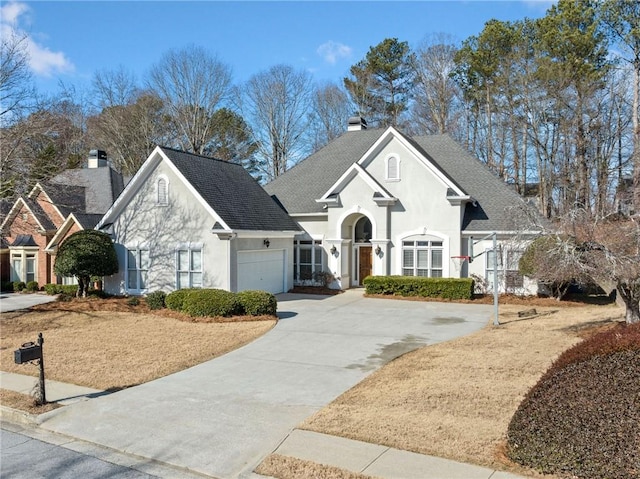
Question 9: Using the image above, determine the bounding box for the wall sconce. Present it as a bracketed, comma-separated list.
[330, 245, 337, 256]
[263, 239, 270, 248]
[375, 245, 382, 256]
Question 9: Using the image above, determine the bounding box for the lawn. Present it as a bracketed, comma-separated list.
[258, 298, 624, 478]
[0, 296, 275, 392]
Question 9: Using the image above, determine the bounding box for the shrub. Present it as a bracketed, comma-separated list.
[146, 291, 166, 310]
[13, 281, 26, 292]
[165, 289, 196, 311]
[1, 281, 14, 292]
[363, 276, 474, 300]
[182, 289, 240, 318]
[57, 293, 73, 302]
[236, 290, 277, 316]
[507, 322, 640, 479]
[44, 284, 84, 295]
[126, 296, 140, 306]
[25, 281, 40, 292]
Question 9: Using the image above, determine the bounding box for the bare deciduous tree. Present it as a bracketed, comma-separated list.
[239, 64, 313, 181]
[411, 33, 462, 136]
[0, 32, 33, 122]
[147, 45, 232, 154]
[309, 81, 353, 152]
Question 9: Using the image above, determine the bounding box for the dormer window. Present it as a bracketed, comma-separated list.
[157, 176, 168, 205]
[386, 155, 400, 181]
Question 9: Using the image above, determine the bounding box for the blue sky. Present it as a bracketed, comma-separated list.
[2, 1, 555, 97]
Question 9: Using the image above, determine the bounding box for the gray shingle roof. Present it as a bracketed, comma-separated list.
[73, 213, 104, 229]
[264, 129, 383, 214]
[40, 183, 86, 218]
[49, 166, 125, 214]
[11, 234, 38, 247]
[160, 147, 300, 232]
[265, 130, 537, 232]
[24, 197, 56, 230]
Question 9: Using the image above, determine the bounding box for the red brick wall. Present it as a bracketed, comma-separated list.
[4, 203, 54, 287]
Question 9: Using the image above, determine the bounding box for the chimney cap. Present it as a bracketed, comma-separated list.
[348, 116, 367, 131]
[89, 149, 107, 160]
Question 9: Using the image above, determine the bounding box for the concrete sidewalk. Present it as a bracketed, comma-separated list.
[0, 371, 104, 406]
[273, 429, 525, 479]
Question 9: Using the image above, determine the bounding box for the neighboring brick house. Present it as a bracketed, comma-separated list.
[0, 151, 125, 288]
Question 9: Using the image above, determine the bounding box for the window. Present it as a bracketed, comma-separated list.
[354, 217, 372, 243]
[486, 247, 523, 291]
[386, 155, 400, 181]
[176, 246, 202, 289]
[11, 254, 22, 282]
[10, 251, 37, 283]
[127, 247, 149, 292]
[294, 239, 323, 282]
[402, 240, 443, 277]
[157, 176, 168, 205]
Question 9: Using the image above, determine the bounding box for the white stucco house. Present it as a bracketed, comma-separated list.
[97, 146, 301, 296]
[97, 119, 540, 296]
[264, 118, 541, 293]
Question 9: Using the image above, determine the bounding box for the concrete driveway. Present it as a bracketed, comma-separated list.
[40, 290, 492, 478]
[0, 293, 57, 313]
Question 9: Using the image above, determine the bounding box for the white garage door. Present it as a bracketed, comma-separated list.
[237, 249, 285, 294]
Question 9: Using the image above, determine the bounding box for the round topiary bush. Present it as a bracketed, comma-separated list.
[165, 289, 196, 311]
[182, 289, 240, 318]
[13, 281, 26, 292]
[145, 291, 166, 310]
[236, 290, 277, 316]
[26, 281, 40, 292]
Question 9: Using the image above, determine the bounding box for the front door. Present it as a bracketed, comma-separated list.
[358, 246, 372, 285]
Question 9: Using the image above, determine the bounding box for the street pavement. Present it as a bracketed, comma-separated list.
[37, 290, 493, 478]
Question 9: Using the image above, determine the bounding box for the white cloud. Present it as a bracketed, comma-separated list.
[317, 41, 352, 65]
[1, 1, 74, 77]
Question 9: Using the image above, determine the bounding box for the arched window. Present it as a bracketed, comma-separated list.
[157, 177, 168, 205]
[386, 155, 400, 181]
[354, 217, 372, 243]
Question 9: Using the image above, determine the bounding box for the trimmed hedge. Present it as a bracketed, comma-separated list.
[236, 290, 277, 316]
[182, 289, 240, 318]
[26, 281, 40, 292]
[13, 281, 26, 292]
[363, 276, 474, 300]
[145, 291, 166, 310]
[166, 288, 278, 317]
[44, 284, 82, 295]
[507, 322, 640, 479]
[165, 288, 197, 311]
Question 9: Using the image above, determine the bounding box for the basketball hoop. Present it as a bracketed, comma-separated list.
[451, 255, 470, 272]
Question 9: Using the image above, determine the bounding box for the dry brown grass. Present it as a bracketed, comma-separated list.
[299, 302, 624, 475]
[0, 388, 61, 414]
[1, 309, 275, 390]
[256, 454, 380, 479]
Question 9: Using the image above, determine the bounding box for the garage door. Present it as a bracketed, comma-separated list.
[237, 249, 285, 294]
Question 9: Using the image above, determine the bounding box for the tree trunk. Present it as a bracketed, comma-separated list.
[617, 283, 640, 324]
[76, 276, 84, 298]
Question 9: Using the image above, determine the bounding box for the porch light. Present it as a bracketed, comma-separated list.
[375, 245, 382, 256]
[263, 239, 270, 248]
[330, 245, 337, 256]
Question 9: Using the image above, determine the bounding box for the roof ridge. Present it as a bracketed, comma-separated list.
[159, 146, 244, 169]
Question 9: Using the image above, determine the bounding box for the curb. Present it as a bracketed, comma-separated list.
[0, 405, 38, 425]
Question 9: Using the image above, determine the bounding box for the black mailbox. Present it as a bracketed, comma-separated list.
[14, 342, 42, 364]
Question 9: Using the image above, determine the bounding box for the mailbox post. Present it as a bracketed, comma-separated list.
[14, 333, 46, 404]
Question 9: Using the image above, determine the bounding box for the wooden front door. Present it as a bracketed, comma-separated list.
[358, 246, 372, 285]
